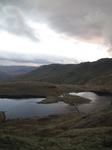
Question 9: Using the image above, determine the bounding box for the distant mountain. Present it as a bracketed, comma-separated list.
[0, 66, 37, 80]
[16, 58, 112, 86]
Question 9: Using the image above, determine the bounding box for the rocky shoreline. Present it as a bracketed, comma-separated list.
[90, 90, 112, 96]
[0, 111, 6, 123]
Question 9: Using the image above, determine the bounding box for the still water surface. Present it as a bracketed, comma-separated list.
[0, 98, 75, 119]
[0, 92, 112, 119]
[69, 92, 112, 113]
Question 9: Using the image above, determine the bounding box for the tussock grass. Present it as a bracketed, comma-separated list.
[0, 81, 103, 104]
[0, 81, 112, 149]
[0, 103, 112, 149]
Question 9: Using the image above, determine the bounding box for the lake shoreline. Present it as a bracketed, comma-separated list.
[90, 90, 112, 96]
[0, 111, 6, 123]
[0, 95, 46, 99]
[0, 89, 112, 99]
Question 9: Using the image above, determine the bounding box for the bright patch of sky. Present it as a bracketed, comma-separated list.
[0, 0, 111, 66]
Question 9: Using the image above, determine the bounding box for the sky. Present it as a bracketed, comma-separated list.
[0, 0, 112, 66]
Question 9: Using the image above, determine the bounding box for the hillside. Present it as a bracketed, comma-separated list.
[0, 58, 112, 150]
[16, 58, 112, 88]
[0, 66, 37, 80]
[0, 102, 112, 150]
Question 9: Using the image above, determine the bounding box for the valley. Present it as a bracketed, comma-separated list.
[0, 58, 112, 150]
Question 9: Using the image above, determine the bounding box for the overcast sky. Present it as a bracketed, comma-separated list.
[0, 0, 112, 66]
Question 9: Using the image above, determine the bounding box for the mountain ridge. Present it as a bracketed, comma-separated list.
[14, 58, 112, 87]
[0, 66, 37, 80]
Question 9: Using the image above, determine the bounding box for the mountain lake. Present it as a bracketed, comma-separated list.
[0, 92, 112, 119]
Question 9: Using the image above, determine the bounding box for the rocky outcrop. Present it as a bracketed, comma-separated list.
[0, 112, 6, 123]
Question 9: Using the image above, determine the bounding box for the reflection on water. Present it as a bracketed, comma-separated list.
[0, 98, 75, 119]
[0, 92, 112, 119]
[70, 92, 97, 101]
[69, 92, 112, 113]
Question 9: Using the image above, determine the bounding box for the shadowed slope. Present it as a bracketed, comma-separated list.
[16, 58, 112, 87]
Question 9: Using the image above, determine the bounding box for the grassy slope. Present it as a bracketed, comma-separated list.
[0, 58, 112, 149]
[15, 58, 112, 88]
[0, 81, 104, 104]
[0, 103, 112, 150]
[0, 82, 112, 149]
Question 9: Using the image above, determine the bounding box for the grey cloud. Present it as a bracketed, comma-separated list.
[27, 0, 112, 44]
[0, 51, 77, 66]
[1, 0, 112, 53]
[0, 0, 27, 9]
[0, 4, 40, 42]
[1, 0, 112, 44]
[0, 51, 49, 64]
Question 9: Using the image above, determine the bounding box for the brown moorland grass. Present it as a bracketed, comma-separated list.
[0, 81, 105, 104]
[0, 103, 112, 150]
[0, 81, 112, 149]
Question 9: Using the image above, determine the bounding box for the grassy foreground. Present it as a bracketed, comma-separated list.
[0, 81, 112, 149]
[0, 103, 112, 150]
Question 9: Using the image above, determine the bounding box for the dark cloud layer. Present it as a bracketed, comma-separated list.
[0, 0, 112, 66]
[1, 0, 112, 44]
[0, 51, 77, 66]
[26, 0, 112, 44]
[0, 3, 40, 42]
[0, 51, 50, 65]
